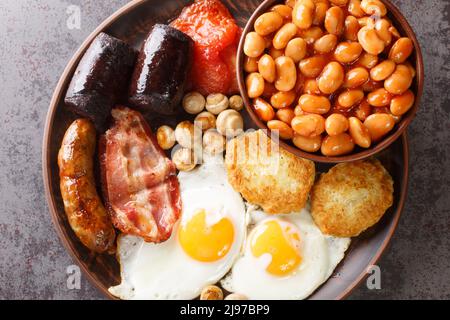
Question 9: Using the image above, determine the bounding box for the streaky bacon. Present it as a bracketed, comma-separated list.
[100, 107, 181, 243]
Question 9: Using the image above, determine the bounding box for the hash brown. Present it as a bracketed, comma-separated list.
[225, 130, 315, 214]
[311, 159, 394, 237]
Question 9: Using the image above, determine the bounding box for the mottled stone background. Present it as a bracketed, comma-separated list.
[0, 0, 448, 300]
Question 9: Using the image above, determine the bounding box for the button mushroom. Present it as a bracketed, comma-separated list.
[172, 146, 198, 172]
[175, 121, 201, 149]
[194, 111, 216, 131]
[206, 93, 229, 115]
[200, 285, 223, 300]
[229, 95, 244, 111]
[156, 125, 175, 150]
[203, 129, 226, 155]
[216, 109, 244, 137]
[182, 91, 206, 115]
[225, 293, 249, 300]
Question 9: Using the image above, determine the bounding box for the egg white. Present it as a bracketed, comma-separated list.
[221, 206, 351, 300]
[109, 156, 246, 300]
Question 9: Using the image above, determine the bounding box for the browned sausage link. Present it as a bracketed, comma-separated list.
[58, 119, 115, 253]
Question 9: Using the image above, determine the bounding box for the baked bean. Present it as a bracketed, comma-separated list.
[317, 61, 344, 94]
[258, 54, 276, 83]
[337, 89, 364, 108]
[389, 26, 401, 39]
[360, 0, 387, 17]
[298, 94, 331, 114]
[358, 27, 385, 55]
[264, 35, 274, 48]
[330, 0, 349, 5]
[303, 78, 321, 94]
[362, 79, 383, 92]
[291, 114, 326, 137]
[321, 133, 355, 156]
[254, 12, 284, 36]
[364, 113, 395, 141]
[348, 117, 371, 148]
[277, 108, 296, 123]
[353, 99, 372, 121]
[293, 73, 306, 94]
[285, 37, 308, 62]
[273, 23, 298, 49]
[390, 90, 415, 116]
[370, 60, 396, 81]
[244, 32, 265, 58]
[275, 56, 297, 92]
[285, 0, 296, 8]
[271, 4, 293, 20]
[343, 67, 369, 88]
[244, 56, 258, 73]
[324, 6, 344, 35]
[269, 49, 284, 62]
[334, 42, 363, 63]
[367, 88, 392, 107]
[292, 134, 322, 152]
[293, 0, 315, 29]
[267, 120, 294, 139]
[246, 72, 265, 98]
[344, 16, 360, 41]
[389, 38, 414, 64]
[357, 52, 378, 68]
[294, 104, 305, 116]
[313, 1, 329, 26]
[384, 64, 413, 94]
[348, 0, 365, 18]
[253, 98, 275, 121]
[299, 26, 323, 44]
[271, 91, 296, 109]
[262, 81, 278, 99]
[314, 34, 338, 54]
[390, 113, 402, 123]
[299, 55, 327, 78]
[358, 16, 375, 28]
[375, 19, 392, 46]
[325, 113, 349, 136]
[404, 61, 416, 78]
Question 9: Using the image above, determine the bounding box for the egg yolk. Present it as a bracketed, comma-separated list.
[178, 209, 234, 262]
[250, 220, 302, 276]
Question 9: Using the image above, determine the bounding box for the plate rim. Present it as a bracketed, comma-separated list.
[42, 0, 410, 300]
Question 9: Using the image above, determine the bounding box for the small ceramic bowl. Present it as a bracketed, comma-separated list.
[237, 0, 423, 163]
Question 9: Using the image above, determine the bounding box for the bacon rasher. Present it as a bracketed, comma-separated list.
[100, 107, 181, 242]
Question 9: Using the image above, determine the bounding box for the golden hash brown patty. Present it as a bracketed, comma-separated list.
[225, 130, 315, 214]
[311, 159, 394, 237]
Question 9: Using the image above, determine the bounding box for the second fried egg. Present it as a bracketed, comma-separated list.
[221, 206, 351, 300]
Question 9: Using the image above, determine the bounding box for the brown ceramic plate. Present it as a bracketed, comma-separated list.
[43, 0, 409, 300]
[237, 0, 423, 163]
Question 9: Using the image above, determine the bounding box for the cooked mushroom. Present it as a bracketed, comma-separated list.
[175, 121, 200, 149]
[206, 93, 229, 115]
[225, 293, 248, 300]
[156, 125, 175, 150]
[182, 91, 206, 115]
[203, 130, 226, 155]
[216, 109, 244, 137]
[200, 285, 223, 300]
[172, 146, 197, 172]
[229, 95, 244, 111]
[194, 111, 216, 131]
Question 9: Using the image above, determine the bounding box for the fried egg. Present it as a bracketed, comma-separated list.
[221, 206, 351, 300]
[109, 155, 246, 300]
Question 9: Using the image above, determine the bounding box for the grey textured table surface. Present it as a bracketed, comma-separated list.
[0, 0, 449, 300]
